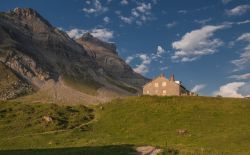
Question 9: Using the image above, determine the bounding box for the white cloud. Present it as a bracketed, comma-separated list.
[152, 0, 158, 4]
[160, 66, 168, 71]
[222, 0, 232, 4]
[125, 56, 134, 64]
[226, 5, 250, 16]
[103, 16, 110, 23]
[172, 25, 227, 62]
[119, 2, 153, 25]
[133, 54, 151, 74]
[151, 45, 166, 60]
[66, 28, 87, 39]
[178, 10, 187, 14]
[121, 0, 128, 5]
[66, 28, 113, 41]
[86, 1, 91, 5]
[136, 3, 151, 13]
[213, 82, 246, 98]
[194, 18, 212, 25]
[166, 21, 177, 28]
[231, 33, 250, 70]
[131, 9, 139, 17]
[156, 45, 165, 57]
[191, 84, 206, 93]
[119, 16, 133, 24]
[236, 20, 250, 25]
[237, 32, 250, 41]
[229, 73, 250, 80]
[90, 29, 114, 42]
[82, 0, 108, 14]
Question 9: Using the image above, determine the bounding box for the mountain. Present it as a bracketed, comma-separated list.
[0, 8, 149, 104]
[76, 33, 147, 88]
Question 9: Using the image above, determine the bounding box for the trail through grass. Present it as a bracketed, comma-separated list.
[1, 96, 250, 154]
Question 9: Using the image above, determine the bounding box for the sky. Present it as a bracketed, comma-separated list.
[1, 0, 250, 97]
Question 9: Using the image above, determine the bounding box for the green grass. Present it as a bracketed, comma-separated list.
[0, 96, 250, 154]
[0, 145, 135, 155]
[0, 101, 94, 137]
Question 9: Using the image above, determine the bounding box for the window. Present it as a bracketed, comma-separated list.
[162, 82, 166, 87]
[163, 90, 166, 94]
[155, 82, 159, 87]
[147, 90, 149, 94]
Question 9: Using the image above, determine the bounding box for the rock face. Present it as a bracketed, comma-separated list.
[76, 33, 148, 89]
[0, 62, 31, 100]
[0, 8, 149, 103]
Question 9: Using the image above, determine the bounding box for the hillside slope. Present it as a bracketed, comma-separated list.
[0, 96, 250, 154]
[0, 8, 148, 103]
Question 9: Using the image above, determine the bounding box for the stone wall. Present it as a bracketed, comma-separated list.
[143, 76, 181, 96]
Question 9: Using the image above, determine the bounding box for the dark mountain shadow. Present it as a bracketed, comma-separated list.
[0, 144, 136, 155]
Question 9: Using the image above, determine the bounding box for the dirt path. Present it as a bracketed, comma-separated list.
[5, 118, 96, 140]
[136, 146, 162, 155]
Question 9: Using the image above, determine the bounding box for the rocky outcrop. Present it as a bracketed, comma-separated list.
[76, 33, 149, 89]
[0, 62, 32, 100]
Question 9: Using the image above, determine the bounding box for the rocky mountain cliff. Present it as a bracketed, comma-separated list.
[0, 8, 149, 104]
[76, 33, 147, 88]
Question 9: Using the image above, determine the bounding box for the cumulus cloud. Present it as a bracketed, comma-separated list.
[226, 5, 250, 16]
[172, 25, 227, 62]
[126, 45, 166, 74]
[191, 84, 206, 93]
[89, 29, 114, 41]
[119, 16, 133, 24]
[236, 20, 250, 25]
[133, 54, 151, 74]
[166, 21, 177, 28]
[156, 45, 165, 57]
[194, 18, 212, 25]
[151, 45, 166, 60]
[121, 0, 129, 5]
[136, 3, 151, 13]
[229, 73, 250, 80]
[66, 28, 113, 41]
[178, 10, 187, 14]
[125, 56, 134, 64]
[213, 82, 246, 98]
[222, 0, 232, 4]
[82, 0, 108, 15]
[66, 28, 87, 39]
[119, 2, 153, 25]
[160, 66, 168, 71]
[103, 16, 110, 23]
[231, 33, 250, 70]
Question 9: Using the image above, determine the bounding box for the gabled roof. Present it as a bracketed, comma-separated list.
[143, 74, 167, 87]
[143, 74, 188, 90]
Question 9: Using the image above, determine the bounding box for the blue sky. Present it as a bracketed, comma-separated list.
[1, 0, 250, 97]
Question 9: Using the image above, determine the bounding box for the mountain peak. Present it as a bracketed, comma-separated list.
[77, 33, 117, 55]
[9, 8, 52, 28]
[12, 8, 40, 18]
[82, 32, 94, 39]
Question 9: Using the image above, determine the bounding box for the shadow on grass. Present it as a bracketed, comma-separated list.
[0, 144, 136, 155]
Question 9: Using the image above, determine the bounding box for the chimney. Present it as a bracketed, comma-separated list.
[169, 74, 175, 81]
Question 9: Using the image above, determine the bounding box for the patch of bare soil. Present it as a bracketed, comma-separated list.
[135, 146, 162, 155]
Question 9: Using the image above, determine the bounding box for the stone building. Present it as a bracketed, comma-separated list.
[143, 74, 194, 96]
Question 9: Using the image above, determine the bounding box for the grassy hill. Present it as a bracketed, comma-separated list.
[0, 96, 250, 154]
